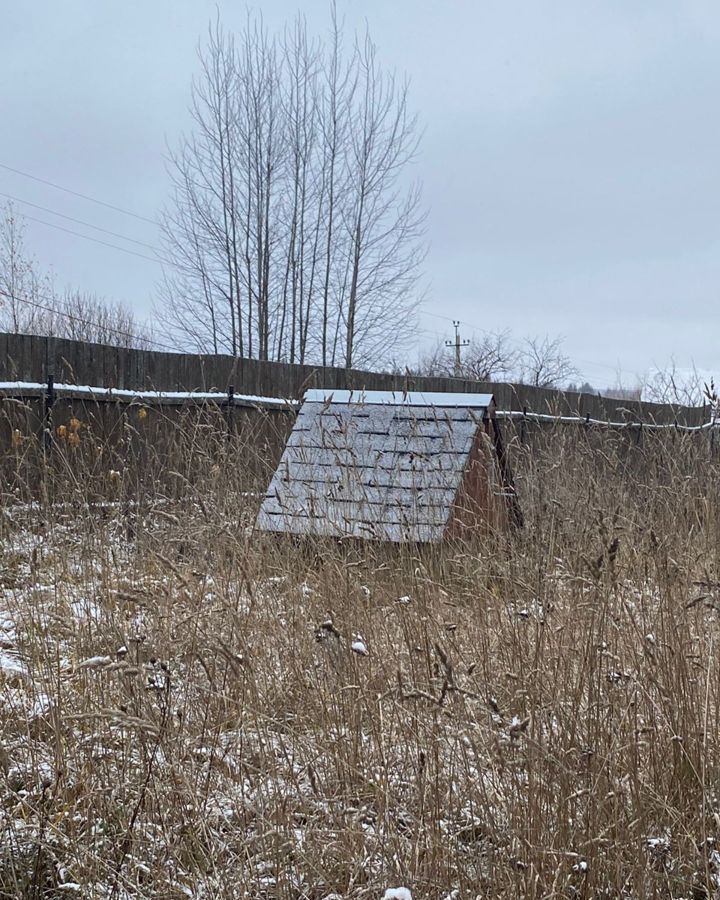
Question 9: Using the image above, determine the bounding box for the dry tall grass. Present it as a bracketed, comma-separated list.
[1, 405, 719, 898]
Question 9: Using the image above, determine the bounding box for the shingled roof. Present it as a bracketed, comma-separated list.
[255, 389, 498, 543]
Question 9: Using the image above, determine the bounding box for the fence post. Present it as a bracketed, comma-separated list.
[226, 384, 235, 439]
[520, 406, 527, 445]
[43, 374, 55, 452]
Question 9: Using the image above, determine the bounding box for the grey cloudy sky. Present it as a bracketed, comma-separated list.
[3, 0, 719, 386]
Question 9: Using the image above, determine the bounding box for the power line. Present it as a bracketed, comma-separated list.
[0, 166, 629, 380]
[0, 287, 177, 353]
[20, 213, 172, 267]
[0, 162, 157, 225]
[1, 192, 163, 253]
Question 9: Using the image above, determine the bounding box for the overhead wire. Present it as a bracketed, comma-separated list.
[0, 171, 193, 276]
[0, 162, 641, 382]
[0, 161, 157, 224]
[20, 214, 173, 266]
[0, 192, 163, 253]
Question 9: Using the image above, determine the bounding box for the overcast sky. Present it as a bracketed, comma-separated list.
[3, 1, 719, 386]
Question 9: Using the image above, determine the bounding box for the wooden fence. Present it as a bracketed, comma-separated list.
[0, 331, 711, 426]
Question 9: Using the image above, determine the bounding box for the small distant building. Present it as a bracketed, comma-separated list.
[256, 389, 519, 543]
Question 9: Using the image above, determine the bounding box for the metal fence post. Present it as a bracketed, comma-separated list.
[43, 374, 55, 452]
[226, 384, 235, 439]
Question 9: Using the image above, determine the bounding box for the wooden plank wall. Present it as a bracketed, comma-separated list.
[0, 331, 711, 426]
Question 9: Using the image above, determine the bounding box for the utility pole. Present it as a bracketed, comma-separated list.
[445, 320, 469, 377]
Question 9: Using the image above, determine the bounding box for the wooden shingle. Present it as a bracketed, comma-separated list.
[256, 390, 505, 543]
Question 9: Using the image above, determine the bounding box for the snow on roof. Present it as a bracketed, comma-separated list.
[257, 390, 492, 543]
[303, 389, 494, 408]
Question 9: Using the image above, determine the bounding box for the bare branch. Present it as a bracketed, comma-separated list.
[159, 10, 426, 367]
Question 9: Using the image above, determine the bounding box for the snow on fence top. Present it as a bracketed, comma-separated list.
[0, 381, 713, 429]
[256, 389, 502, 543]
[0, 381, 295, 409]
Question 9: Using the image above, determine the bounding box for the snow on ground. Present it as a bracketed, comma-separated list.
[0, 504, 523, 896]
[1, 498, 717, 897]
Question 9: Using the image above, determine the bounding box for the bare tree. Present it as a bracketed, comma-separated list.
[159, 9, 425, 368]
[464, 331, 518, 381]
[339, 33, 425, 368]
[159, 21, 242, 357]
[0, 203, 152, 348]
[0, 201, 50, 334]
[517, 335, 578, 388]
[641, 360, 709, 406]
[40, 289, 154, 349]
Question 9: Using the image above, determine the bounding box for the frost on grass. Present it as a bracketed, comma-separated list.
[2, 438, 720, 900]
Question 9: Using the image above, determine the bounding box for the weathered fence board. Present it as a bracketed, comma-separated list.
[0, 331, 711, 426]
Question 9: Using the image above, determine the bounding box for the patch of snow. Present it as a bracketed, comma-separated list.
[647, 834, 671, 852]
[514, 599, 545, 622]
[0, 649, 28, 678]
[76, 655, 113, 670]
[382, 889, 413, 900]
[0, 613, 17, 645]
[351, 637, 369, 657]
[70, 596, 103, 623]
[29, 692, 52, 720]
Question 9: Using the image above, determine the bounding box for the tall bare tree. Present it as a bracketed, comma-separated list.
[159, 9, 425, 368]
